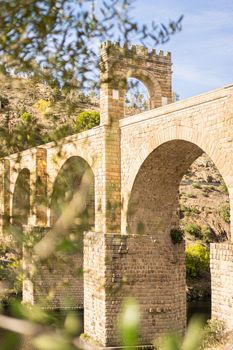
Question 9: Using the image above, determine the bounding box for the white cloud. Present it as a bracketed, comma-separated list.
[186, 9, 233, 32]
[173, 63, 229, 93]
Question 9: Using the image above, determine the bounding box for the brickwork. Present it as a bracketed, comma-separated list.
[12, 168, 30, 226]
[23, 227, 85, 309]
[3, 159, 10, 232]
[84, 232, 185, 347]
[0, 42, 233, 348]
[36, 148, 47, 226]
[100, 41, 172, 125]
[210, 243, 233, 329]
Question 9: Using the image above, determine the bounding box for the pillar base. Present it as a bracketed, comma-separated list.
[75, 337, 154, 350]
[210, 243, 233, 330]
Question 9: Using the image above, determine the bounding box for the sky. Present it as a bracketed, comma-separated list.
[130, 0, 233, 99]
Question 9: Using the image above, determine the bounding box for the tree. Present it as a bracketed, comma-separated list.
[0, 0, 183, 89]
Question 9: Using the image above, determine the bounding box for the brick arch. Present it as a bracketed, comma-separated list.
[122, 125, 232, 236]
[124, 134, 231, 340]
[12, 168, 30, 227]
[126, 69, 162, 109]
[53, 148, 97, 180]
[49, 155, 95, 227]
[125, 125, 230, 195]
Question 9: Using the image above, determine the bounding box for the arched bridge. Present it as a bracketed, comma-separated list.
[0, 42, 233, 348]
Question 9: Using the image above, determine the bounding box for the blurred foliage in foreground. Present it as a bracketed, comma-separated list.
[0, 298, 227, 350]
[0, 0, 183, 90]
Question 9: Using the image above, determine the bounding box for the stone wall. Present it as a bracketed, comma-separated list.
[84, 232, 186, 347]
[211, 243, 233, 330]
[23, 227, 84, 310]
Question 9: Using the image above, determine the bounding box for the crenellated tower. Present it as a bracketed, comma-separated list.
[100, 41, 172, 125]
[99, 41, 172, 233]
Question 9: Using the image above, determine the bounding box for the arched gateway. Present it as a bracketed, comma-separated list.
[0, 41, 233, 348]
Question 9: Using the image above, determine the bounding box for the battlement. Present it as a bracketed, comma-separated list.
[100, 40, 171, 61]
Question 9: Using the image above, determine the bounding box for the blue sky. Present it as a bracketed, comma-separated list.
[130, 0, 233, 99]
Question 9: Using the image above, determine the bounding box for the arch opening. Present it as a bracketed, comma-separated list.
[126, 139, 230, 341]
[179, 153, 230, 322]
[50, 156, 95, 229]
[124, 78, 150, 117]
[12, 168, 30, 227]
[46, 156, 95, 313]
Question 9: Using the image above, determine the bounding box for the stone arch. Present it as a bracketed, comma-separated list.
[50, 155, 95, 228]
[100, 41, 172, 125]
[124, 138, 231, 341]
[126, 69, 162, 109]
[34, 155, 96, 310]
[123, 125, 231, 209]
[122, 124, 233, 236]
[12, 168, 30, 227]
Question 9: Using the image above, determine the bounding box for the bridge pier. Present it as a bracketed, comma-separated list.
[83, 231, 186, 348]
[210, 243, 233, 330]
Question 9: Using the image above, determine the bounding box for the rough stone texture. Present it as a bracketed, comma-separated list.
[23, 227, 84, 309]
[210, 243, 233, 330]
[84, 232, 185, 347]
[0, 42, 233, 347]
[36, 148, 47, 226]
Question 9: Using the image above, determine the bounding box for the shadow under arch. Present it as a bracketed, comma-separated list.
[50, 155, 95, 229]
[12, 168, 30, 227]
[125, 139, 230, 342]
[124, 125, 231, 201]
[41, 156, 95, 310]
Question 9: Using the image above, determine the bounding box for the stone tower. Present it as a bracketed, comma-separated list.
[100, 41, 172, 125]
[98, 41, 173, 234]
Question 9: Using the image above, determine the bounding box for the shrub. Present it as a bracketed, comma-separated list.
[170, 228, 184, 244]
[184, 223, 201, 238]
[219, 182, 228, 194]
[190, 206, 200, 215]
[200, 319, 225, 349]
[180, 204, 191, 217]
[206, 175, 213, 183]
[192, 182, 202, 189]
[180, 205, 200, 217]
[33, 98, 52, 117]
[0, 94, 9, 108]
[219, 203, 230, 223]
[48, 124, 73, 141]
[186, 192, 196, 198]
[207, 185, 216, 191]
[201, 225, 212, 243]
[186, 243, 210, 278]
[20, 111, 32, 124]
[74, 111, 100, 132]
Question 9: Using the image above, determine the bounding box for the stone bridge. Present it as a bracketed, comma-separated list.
[1, 42, 233, 348]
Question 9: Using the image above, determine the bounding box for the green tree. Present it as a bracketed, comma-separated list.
[186, 244, 210, 278]
[74, 111, 100, 132]
[0, 1, 183, 89]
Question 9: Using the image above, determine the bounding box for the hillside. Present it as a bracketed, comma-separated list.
[180, 153, 230, 242]
[0, 74, 99, 156]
